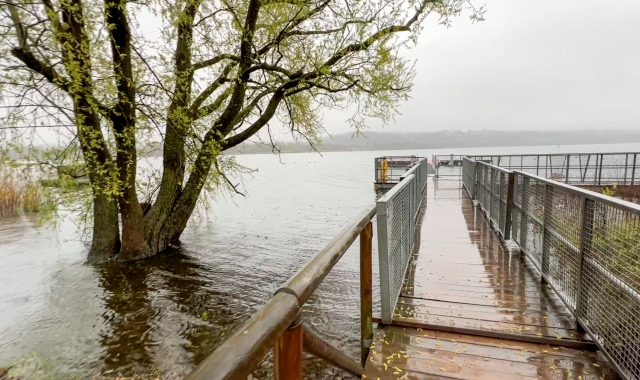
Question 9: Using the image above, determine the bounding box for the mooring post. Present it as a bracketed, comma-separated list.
[360, 221, 373, 366]
[274, 315, 303, 380]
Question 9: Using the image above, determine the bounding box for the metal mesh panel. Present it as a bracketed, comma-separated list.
[462, 158, 476, 198]
[521, 177, 545, 270]
[499, 171, 508, 234]
[511, 174, 524, 245]
[490, 167, 500, 228]
[579, 202, 640, 379]
[377, 168, 427, 324]
[478, 166, 486, 209]
[542, 187, 583, 308]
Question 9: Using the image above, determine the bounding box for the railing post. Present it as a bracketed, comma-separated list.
[498, 171, 504, 234]
[541, 185, 553, 283]
[565, 155, 570, 183]
[597, 154, 603, 185]
[376, 199, 392, 324]
[504, 172, 515, 240]
[575, 197, 594, 324]
[624, 154, 629, 185]
[274, 315, 303, 380]
[520, 177, 529, 248]
[488, 168, 494, 221]
[633, 153, 638, 185]
[360, 222, 373, 366]
[472, 161, 477, 199]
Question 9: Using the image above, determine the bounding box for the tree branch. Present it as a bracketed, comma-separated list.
[194, 86, 233, 120]
[105, 0, 135, 131]
[190, 63, 234, 114]
[214, 161, 245, 196]
[256, 0, 331, 56]
[191, 54, 239, 72]
[222, 91, 285, 149]
[322, 0, 432, 68]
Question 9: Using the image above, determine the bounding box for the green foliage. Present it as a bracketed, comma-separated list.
[601, 185, 617, 197]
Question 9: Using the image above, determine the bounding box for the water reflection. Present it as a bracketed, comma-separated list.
[93, 250, 252, 377]
[98, 261, 155, 375]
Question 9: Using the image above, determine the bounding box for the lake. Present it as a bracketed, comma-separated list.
[1, 143, 640, 379]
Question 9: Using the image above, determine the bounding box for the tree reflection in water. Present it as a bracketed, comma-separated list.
[96, 249, 244, 377]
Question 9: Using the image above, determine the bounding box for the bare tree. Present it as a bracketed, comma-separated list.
[0, 0, 483, 262]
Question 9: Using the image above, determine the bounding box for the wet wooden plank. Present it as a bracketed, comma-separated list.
[399, 293, 561, 311]
[363, 326, 619, 380]
[403, 273, 542, 286]
[395, 297, 574, 320]
[394, 297, 576, 329]
[376, 316, 592, 348]
[403, 280, 555, 294]
[386, 326, 597, 359]
[402, 286, 567, 304]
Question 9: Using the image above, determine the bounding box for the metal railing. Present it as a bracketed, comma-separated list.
[464, 159, 640, 380]
[473, 161, 514, 240]
[377, 160, 429, 324]
[462, 157, 477, 199]
[185, 205, 376, 380]
[374, 156, 422, 183]
[401, 158, 429, 217]
[468, 152, 640, 185]
[433, 154, 466, 177]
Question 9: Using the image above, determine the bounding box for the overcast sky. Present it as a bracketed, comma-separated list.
[320, 0, 640, 135]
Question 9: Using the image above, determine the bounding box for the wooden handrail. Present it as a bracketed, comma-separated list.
[184, 204, 377, 380]
[278, 204, 376, 305]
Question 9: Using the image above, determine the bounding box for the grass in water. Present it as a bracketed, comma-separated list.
[0, 168, 48, 218]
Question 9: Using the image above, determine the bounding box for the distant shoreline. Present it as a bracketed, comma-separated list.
[226, 130, 640, 155]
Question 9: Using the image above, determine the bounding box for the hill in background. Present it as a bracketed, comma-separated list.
[227, 129, 640, 154]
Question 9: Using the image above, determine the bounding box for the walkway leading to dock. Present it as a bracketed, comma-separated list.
[364, 178, 620, 379]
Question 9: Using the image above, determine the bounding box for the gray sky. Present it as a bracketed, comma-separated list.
[321, 0, 640, 135]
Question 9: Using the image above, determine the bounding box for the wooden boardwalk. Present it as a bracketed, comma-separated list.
[364, 178, 620, 380]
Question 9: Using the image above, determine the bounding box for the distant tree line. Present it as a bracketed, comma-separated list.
[227, 129, 640, 154]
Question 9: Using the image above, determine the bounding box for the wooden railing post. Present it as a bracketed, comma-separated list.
[360, 221, 373, 366]
[274, 315, 303, 380]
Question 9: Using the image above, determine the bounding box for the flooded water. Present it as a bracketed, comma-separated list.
[1, 143, 640, 379]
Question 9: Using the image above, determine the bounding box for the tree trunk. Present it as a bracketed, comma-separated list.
[87, 191, 121, 263]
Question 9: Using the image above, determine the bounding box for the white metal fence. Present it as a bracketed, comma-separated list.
[468, 152, 640, 185]
[377, 159, 429, 324]
[472, 161, 514, 240]
[462, 157, 477, 199]
[463, 157, 640, 380]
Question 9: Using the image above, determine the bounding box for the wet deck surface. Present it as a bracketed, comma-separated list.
[363, 178, 619, 379]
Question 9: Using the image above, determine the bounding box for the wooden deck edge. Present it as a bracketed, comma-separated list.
[372, 317, 597, 351]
